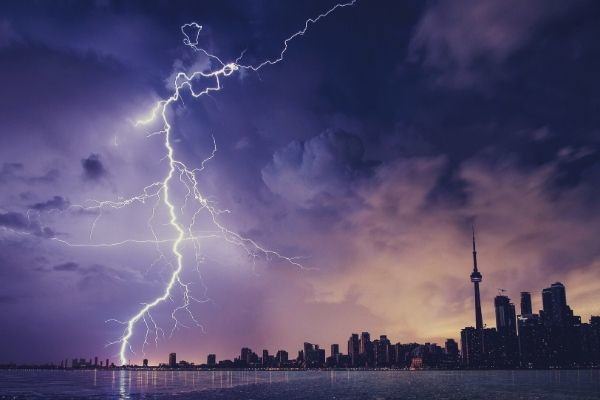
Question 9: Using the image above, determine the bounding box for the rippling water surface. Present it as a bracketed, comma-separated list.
[1, 369, 599, 399]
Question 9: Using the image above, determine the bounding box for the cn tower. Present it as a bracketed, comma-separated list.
[470, 226, 484, 330]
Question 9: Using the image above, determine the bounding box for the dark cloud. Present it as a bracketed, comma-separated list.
[261, 130, 377, 207]
[52, 262, 79, 272]
[408, 0, 571, 87]
[0, 211, 54, 238]
[81, 153, 107, 181]
[29, 195, 70, 211]
[0, 162, 58, 185]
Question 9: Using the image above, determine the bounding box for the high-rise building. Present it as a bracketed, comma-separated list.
[494, 295, 518, 367]
[207, 354, 216, 366]
[374, 335, 391, 366]
[495, 295, 517, 336]
[168, 353, 177, 368]
[106, 359, 109, 368]
[143, 359, 148, 367]
[445, 339, 459, 359]
[316, 346, 326, 366]
[347, 334, 359, 366]
[94, 357, 98, 367]
[303, 342, 315, 366]
[517, 313, 546, 368]
[541, 282, 573, 327]
[276, 350, 288, 365]
[460, 327, 483, 367]
[331, 344, 339, 357]
[262, 350, 269, 366]
[359, 332, 373, 366]
[240, 348, 252, 365]
[520, 292, 532, 316]
[470, 227, 484, 330]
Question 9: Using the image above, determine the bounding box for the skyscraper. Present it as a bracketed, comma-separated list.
[495, 295, 517, 336]
[168, 353, 177, 368]
[520, 292, 532, 316]
[541, 282, 573, 327]
[331, 344, 339, 357]
[359, 332, 373, 366]
[470, 227, 484, 330]
[347, 334, 359, 366]
[494, 294, 519, 367]
[207, 354, 216, 366]
[276, 350, 288, 365]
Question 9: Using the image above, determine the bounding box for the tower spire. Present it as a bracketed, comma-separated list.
[470, 225, 484, 330]
[472, 225, 478, 272]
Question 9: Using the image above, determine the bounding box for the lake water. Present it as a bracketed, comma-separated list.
[1, 369, 599, 399]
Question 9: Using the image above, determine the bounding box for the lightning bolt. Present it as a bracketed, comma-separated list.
[8, 0, 357, 366]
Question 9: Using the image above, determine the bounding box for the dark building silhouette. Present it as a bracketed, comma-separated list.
[374, 335, 392, 366]
[276, 350, 288, 365]
[494, 294, 518, 367]
[347, 334, 359, 366]
[262, 350, 269, 366]
[359, 332, 373, 366]
[142, 359, 148, 367]
[520, 292, 532, 316]
[541, 282, 574, 327]
[207, 354, 216, 366]
[331, 344, 339, 357]
[444, 338, 459, 366]
[461, 327, 483, 367]
[168, 353, 177, 368]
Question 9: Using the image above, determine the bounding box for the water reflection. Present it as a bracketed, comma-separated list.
[0, 369, 599, 399]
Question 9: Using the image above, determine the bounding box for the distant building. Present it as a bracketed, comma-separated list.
[168, 353, 177, 368]
[347, 334, 359, 366]
[331, 344, 339, 357]
[359, 332, 373, 366]
[494, 295, 518, 367]
[240, 348, 252, 366]
[143, 359, 148, 367]
[207, 354, 216, 366]
[461, 327, 483, 367]
[276, 350, 288, 365]
[444, 338, 459, 366]
[520, 292, 532, 316]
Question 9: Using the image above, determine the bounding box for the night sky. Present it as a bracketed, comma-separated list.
[1, 0, 599, 365]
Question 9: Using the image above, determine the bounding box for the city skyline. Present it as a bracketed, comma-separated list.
[1, 0, 600, 366]
[5, 233, 598, 369]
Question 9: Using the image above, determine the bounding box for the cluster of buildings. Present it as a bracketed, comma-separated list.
[460, 230, 600, 368]
[62, 357, 112, 369]
[190, 336, 460, 370]
[182, 229, 599, 370]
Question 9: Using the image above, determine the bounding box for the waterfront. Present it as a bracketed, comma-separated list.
[1, 370, 600, 399]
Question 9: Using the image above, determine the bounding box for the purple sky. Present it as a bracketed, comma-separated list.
[1, 0, 599, 365]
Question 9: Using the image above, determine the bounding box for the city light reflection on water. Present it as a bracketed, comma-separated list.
[0, 369, 599, 399]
